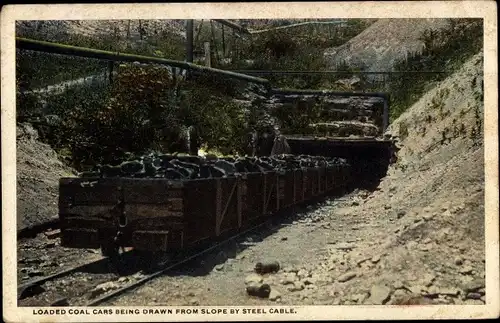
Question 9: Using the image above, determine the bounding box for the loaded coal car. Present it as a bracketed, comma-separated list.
[58, 90, 396, 259]
[59, 153, 351, 258]
[269, 89, 398, 189]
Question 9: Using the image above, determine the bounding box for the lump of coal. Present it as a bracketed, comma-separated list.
[246, 283, 271, 298]
[254, 261, 280, 274]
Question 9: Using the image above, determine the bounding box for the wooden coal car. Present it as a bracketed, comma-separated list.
[59, 165, 350, 256]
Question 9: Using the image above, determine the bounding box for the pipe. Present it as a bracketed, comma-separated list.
[212, 19, 251, 35]
[225, 70, 446, 75]
[16, 37, 270, 85]
[271, 88, 390, 99]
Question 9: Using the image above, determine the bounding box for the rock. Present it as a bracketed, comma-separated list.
[351, 293, 368, 303]
[44, 229, 61, 239]
[409, 285, 427, 295]
[462, 279, 485, 293]
[245, 274, 263, 285]
[44, 242, 56, 248]
[393, 281, 404, 290]
[384, 205, 392, 210]
[281, 237, 288, 241]
[302, 277, 317, 285]
[255, 261, 280, 274]
[467, 292, 482, 300]
[287, 282, 304, 292]
[454, 257, 464, 266]
[27, 269, 44, 277]
[419, 244, 430, 252]
[118, 277, 129, 283]
[268, 289, 281, 301]
[459, 266, 474, 275]
[422, 273, 436, 287]
[396, 211, 406, 219]
[366, 284, 392, 305]
[297, 269, 309, 279]
[351, 201, 359, 206]
[18, 283, 46, 300]
[465, 299, 484, 305]
[51, 298, 69, 306]
[333, 242, 356, 250]
[356, 257, 371, 266]
[392, 295, 435, 305]
[214, 264, 224, 271]
[422, 213, 434, 221]
[89, 281, 120, 298]
[371, 255, 381, 263]
[305, 284, 318, 291]
[337, 272, 356, 283]
[189, 298, 199, 305]
[393, 289, 409, 298]
[281, 273, 298, 285]
[246, 283, 271, 298]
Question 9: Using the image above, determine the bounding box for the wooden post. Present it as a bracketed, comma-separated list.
[186, 20, 194, 63]
[204, 41, 211, 67]
[210, 20, 220, 65]
[108, 60, 114, 86]
[221, 25, 226, 58]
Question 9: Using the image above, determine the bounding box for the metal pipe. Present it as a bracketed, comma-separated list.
[271, 88, 390, 99]
[16, 37, 270, 85]
[212, 19, 251, 35]
[226, 70, 446, 75]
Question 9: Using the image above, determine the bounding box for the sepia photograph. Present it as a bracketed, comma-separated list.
[2, 2, 498, 322]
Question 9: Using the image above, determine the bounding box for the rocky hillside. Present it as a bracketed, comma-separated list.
[17, 123, 76, 231]
[324, 18, 451, 72]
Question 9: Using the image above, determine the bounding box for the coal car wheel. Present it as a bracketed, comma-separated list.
[101, 242, 119, 258]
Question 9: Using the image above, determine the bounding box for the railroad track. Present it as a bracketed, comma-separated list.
[19, 195, 331, 307]
[86, 217, 277, 306]
[17, 250, 153, 306]
[19, 218, 274, 307]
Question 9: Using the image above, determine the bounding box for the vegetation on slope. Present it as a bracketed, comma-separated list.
[388, 19, 483, 121]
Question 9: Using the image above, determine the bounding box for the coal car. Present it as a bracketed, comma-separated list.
[58, 90, 396, 258]
[59, 155, 351, 257]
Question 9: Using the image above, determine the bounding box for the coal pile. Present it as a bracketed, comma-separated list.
[79, 153, 350, 180]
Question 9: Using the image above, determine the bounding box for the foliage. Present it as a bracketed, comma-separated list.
[16, 26, 185, 90]
[222, 20, 371, 89]
[388, 18, 483, 121]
